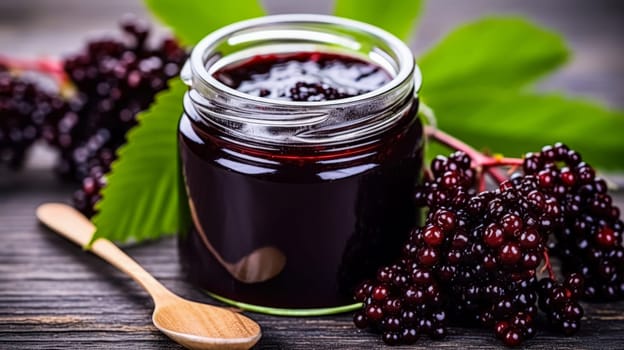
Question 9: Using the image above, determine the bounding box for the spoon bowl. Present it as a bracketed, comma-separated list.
[36, 203, 262, 350]
[153, 297, 260, 350]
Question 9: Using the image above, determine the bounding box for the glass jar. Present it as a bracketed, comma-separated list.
[178, 14, 424, 315]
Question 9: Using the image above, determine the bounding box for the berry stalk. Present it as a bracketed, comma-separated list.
[425, 126, 522, 185]
[0, 56, 68, 86]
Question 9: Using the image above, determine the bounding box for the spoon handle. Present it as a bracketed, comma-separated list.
[37, 203, 174, 302]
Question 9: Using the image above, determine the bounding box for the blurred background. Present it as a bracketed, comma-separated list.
[0, 0, 622, 172]
[1, 0, 622, 108]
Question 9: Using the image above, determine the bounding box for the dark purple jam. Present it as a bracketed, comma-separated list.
[179, 52, 423, 309]
[213, 52, 392, 101]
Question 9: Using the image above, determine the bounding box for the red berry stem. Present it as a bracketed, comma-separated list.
[478, 169, 487, 192]
[480, 157, 524, 167]
[484, 164, 509, 184]
[542, 250, 556, 280]
[0, 55, 68, 85]
[425, 126, 523, 186]
[425, 126, 485, 164]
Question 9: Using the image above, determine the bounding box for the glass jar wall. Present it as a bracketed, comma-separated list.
[178, 14, 424, 314]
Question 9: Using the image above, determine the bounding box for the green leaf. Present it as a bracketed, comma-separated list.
[144, 0, 266, 46]
[425, 90, 624, 170]
[418, 17, 569, 95]
[91, 79, 189, 243]
[333, 0, 424, 41]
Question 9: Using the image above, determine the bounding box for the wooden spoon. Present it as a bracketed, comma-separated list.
[36, 203, 261, 350]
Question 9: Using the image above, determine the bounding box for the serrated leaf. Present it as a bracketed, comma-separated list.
[418, 17, 569, 95]
[144, 0, 266, 46]
[91, 79, 188, 243]
[426, 90, 624, 170]
[333, 0, 423, 41]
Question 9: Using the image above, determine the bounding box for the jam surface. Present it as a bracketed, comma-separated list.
[180, 52, 422, 309]
[213, 52, 392, 102]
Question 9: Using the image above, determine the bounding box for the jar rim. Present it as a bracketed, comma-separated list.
[186, 14, 421, 107]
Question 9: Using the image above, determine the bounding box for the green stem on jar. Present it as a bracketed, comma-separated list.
[207, 291, 363, 316]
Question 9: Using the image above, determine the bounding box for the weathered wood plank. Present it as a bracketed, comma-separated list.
[1, 168, 623, 349]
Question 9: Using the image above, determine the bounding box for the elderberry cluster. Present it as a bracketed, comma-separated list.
[353, 144, 623, 347]
[0, 65, 73, 169]
[524, 143, 624, 300]
[0, 16, 186, 218]
[47, 16, 186, 216]
[537, 274, 584, 335]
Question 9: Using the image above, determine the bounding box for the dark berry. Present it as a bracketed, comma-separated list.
[365, 304, 384, 322]
[382, 331, 401, 345]
[353, 311, 368, 329]
[372, 285, 389, 302]
[434, 209, 456, 232]
[503, 329, 523, 347]
[500, 243, 521, 265]
[423, 225, 445, 247]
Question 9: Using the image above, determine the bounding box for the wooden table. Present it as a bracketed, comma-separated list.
[1, 0, 624, 349]
[2, 168, 624, 350]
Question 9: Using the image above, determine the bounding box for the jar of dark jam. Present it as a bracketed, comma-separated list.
[178, 14, 424, 315]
